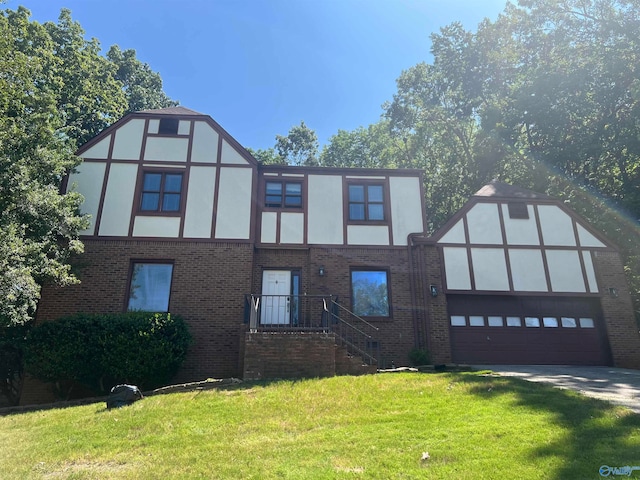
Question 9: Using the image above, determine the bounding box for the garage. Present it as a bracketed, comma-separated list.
[448, 295, 612, 365]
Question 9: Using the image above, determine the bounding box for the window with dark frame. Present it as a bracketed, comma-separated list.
[351, 269, 390, 317]
[127, 263, 173, 312]
[264, 181, 302, 208]
[507, 202, 529, 219]
[140, 172, 183, 213]
[158, 117, 179, 135]
[348, 184, 385, 221]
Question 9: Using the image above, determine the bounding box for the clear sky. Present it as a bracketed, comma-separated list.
[10, 0, 508, 150]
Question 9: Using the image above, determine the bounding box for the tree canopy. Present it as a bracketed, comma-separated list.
[311, 0, 640, 320]
[0, 6, 175, 326]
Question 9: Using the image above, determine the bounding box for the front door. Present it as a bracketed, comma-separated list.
[261, 270, 292, 325]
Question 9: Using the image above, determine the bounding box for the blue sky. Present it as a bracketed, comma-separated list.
[11, 0, 508, 150]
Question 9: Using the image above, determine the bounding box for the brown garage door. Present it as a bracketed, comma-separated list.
[448, 295, 612, 365]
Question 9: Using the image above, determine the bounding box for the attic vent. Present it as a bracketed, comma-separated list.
[158, 117, 179, 135]
[507, 202, 529, 219]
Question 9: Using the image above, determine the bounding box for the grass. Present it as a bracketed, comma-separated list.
[1, 372, 639, 479]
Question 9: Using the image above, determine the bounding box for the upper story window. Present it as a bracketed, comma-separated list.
[158, 117, 179, 135]
[265, 181, 302, 208]
[140, 172, 183, 213]
[507, 202, 529, 219]
[348, 184, 385, 221]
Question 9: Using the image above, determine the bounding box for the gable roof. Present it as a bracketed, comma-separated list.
[473, 180, 550, 200]
[137, 106, 205, 115]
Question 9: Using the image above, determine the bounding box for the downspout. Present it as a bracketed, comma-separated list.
[407, 232, 430, 353]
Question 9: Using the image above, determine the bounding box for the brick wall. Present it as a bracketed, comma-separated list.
[253, 246, 417, 368]
[593, 250, 640, 368]
[21, 239, 253, 405]
[243, 332, 335, 380]
[419, 245, 452, 365]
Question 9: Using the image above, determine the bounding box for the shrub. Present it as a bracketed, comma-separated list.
[0, 324, 29, 406]
[408, 348, 431, 366]
[24, 312, 191, 398]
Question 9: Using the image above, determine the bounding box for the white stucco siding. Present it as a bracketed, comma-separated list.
[214, 167, 253, 239]
[178, 120, 191, 135]
[191, 121, 219, 163]
[502, 204, 539, 245]
[183, 166, 216, 238]
[467, 203, 502, 244]
[538, 205, 576, 246]
[347, 225, 390, 245]
[111, 119, 145, 160]
[68, 162, 106, 235]
[98, 163, 138, 236]
[471, 248, 510, 291]
[438, 219, 465, 244]
[261, 212, 277, 243]
[221, 140, 249, 165]
[582, 251, 599, 293]
[546, 250, 586, 292]
[389, 176, 424, 245]
[147, 119, 159, 134]
[508, 249, 548, 291]
[443, 247, 472, 290]
[307, 175, 343, 244]
[81, 135, 111, 159]
[132, 216, 180, 237]
[143, 137, 189, 162]
[577, 224, 606, 248]
[280, 212, 304, 244]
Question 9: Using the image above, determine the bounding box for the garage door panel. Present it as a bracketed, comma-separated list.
[448, 295, 611, 366]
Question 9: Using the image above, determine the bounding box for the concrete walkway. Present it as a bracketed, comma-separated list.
[473, 365, 640, 414]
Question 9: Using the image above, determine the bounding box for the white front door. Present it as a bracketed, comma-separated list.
[261, 270, 291, 325]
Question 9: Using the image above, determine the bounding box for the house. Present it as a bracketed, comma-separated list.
[20, 107, 640, 404]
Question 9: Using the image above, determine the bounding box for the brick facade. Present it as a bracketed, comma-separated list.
[593, 251, 640, 368]
[21, 239, 253, 405]
[253, 246, 417, 368]
[243, 332, 336, 380]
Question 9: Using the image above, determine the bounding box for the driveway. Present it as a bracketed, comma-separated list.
[473, 365, 640, 414]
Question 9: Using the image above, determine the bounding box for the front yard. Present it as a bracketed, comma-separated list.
[1, 372, 639, 479]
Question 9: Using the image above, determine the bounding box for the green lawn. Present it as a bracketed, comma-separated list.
[1, 372, 639, 479]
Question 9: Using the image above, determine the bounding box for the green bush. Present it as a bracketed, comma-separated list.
[24, 312, 191, 398]
[408, 348, 431, 367]
[0, 324, 29, 406]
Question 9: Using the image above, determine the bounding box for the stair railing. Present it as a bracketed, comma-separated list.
[323, 298, 380, 366]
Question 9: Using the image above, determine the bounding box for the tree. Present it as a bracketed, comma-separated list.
[246, 147, 287, 165]
[275, 121, 319, 166]
[319, 122, 401, 169]
[107, 45, 177, 114]
[318, 0, 639, 319]
[0, 6, 176, 327]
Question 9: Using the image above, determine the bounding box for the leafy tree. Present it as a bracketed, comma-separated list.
[0, 7, 175, 327]
[0, 7, 87, 327]
[246, 147, 287, 165]
[107, 45, 177, 114]
[319, 121, 401, 169]
[275, 121, 319, 166]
